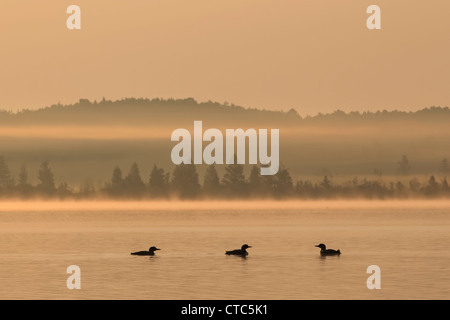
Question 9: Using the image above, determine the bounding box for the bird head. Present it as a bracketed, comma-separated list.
[315, 243, 326, 250]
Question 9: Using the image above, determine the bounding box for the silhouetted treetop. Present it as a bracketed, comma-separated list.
[0, 156, 12, 188]
[149, 165, 170, 197]
[203, 164, 221, 196]
[222, 161, 247, 197]
[37, 161, 56, 194]
[171, 163, 200, 199]
[398, 155, 411, 176]
[124, 162, 146, 197]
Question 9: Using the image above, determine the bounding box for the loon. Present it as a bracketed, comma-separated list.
[131, 246, 161, 256]
[315, 243, 341, 256]
[225, 244, 252, 256]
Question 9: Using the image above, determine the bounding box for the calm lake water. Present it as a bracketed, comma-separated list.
[0, 201, 449, 300]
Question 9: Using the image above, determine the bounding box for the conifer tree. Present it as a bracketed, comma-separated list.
[110, 166, 124, 196]
[0, 156, 12, 189]
[398, 155, 411, 175]
[17, 164, 32, 196]
[273, 167, 294, 198]
[149, 165, 170, 197]
[124, 162, 146, 197]
[171, 163, 200, 198]
[222, 162, 247, 197]
[37, 161, 56, 195]
[203, 164, 221, 197]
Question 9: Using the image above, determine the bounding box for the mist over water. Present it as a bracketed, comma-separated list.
[0, 201, 449, 299]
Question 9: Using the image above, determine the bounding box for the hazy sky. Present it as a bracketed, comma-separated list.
[0, 1, 449, 115]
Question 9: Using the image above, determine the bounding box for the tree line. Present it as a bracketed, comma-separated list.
[3, 98, 450, 127]
[0, 155, 450, 200]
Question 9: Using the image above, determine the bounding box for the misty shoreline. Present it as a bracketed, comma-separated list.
[1, 199, 450, 213]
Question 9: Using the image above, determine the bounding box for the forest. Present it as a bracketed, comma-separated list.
[0, 156, 449, 200]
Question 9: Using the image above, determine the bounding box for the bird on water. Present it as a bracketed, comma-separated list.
[131, 246, 161, 256]
[315, 243, 341, 256]
[225, 244, 252, 256]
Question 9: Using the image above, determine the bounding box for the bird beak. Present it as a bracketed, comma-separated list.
[155, 248, 161, 250]
[315, 245, 319, 247]
[248, 246, 252, 248]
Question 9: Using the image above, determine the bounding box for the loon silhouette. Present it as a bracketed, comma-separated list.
[131, 246, 161, 256]
[315, 243, 341, 256]
[226, 244, 252, 256]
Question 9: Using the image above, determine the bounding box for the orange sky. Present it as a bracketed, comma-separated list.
[0, 1, 449, 115]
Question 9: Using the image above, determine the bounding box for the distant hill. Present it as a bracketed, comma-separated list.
[0, 97, 448, 127]
[301, 106, 450, 125]
[0, 98, 300, 127]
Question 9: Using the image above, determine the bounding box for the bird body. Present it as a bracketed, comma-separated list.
[131, 246, 161, 256]
[315, 243, 341, 256]
[226, 244, 252, 256]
